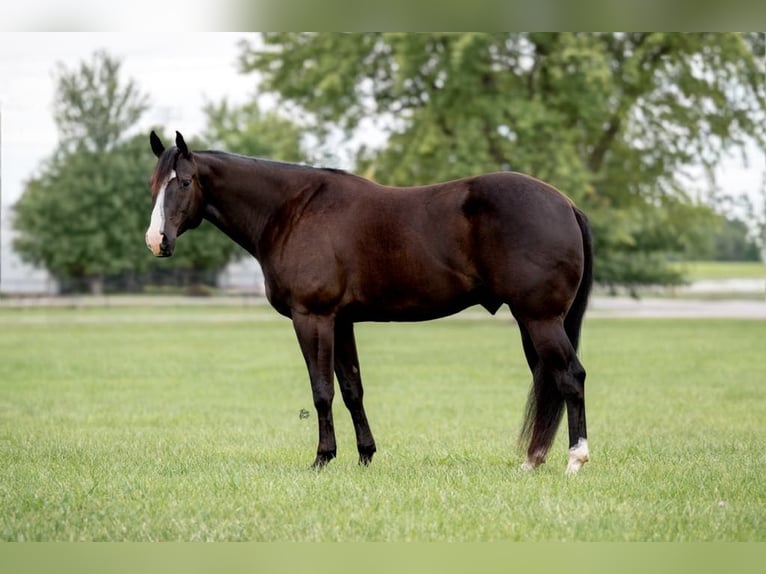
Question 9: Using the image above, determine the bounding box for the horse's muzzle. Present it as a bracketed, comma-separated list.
[145, 231, 174, 257]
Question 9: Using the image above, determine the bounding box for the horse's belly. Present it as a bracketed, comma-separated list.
[348, 275, 486, 322]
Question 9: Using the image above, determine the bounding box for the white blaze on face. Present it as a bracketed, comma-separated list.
[145, 170, 176, 255]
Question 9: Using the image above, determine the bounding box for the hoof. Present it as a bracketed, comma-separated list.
[311, 451, 336, 469]
[358, 444, 376, 466]
[521, 448, 547, 471]
[565, 460, 586, 476]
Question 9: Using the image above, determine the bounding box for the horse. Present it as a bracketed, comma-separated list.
[145, 131, 594, 475]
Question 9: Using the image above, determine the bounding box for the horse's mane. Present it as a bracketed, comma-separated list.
[199, 150, 352, 178]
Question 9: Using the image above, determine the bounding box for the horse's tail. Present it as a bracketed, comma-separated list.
[564, 207, 593, 352]
[518, 206, 593, 459]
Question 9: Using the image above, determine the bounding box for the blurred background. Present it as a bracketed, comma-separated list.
[1, 33, 764, 300]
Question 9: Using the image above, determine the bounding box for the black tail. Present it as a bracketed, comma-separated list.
[564, 207, 594, 352]
[518, 207, 593, 457]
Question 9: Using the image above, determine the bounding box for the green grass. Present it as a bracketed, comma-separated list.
[672, 261, 766, 280]
[1, 304, 764, 541]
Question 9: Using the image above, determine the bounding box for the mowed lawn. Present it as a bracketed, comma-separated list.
[671, 261, 765, 280]
[0, 303, 764, 541]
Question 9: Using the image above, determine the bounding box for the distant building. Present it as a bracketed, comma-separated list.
[217, 255, 266, 295]
[0, 206, 58, 295]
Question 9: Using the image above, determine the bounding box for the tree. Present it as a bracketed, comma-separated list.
[711, 216, 761, 261]
[239, 33, 766, 287]
[53, 50, 149, 154]
[13, 52, 152, 294]
[700, 192, 765, 261]
[202, 99, 307, 162]
[12, 53, 240, 294]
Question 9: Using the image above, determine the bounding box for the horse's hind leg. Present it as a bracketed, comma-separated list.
[518, 323, 560, 470]
[334, 320, 376, 465]
[521, 319, 589, 475]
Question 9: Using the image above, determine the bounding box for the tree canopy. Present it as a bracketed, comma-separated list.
[240, 32, 766, 286]
[202, 98, 307, 162]
[53, 50, 149, 155]
[12, 52, 248, 294]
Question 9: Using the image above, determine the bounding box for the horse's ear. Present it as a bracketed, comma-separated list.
[176, 131, 191, 159]
[150, 131, 165, 158]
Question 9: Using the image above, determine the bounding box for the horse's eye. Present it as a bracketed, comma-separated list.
[181, 179, 192, 189]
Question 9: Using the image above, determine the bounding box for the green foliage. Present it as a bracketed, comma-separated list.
[709, 216, 762, 261]
[240, 33, 766, 286]
[202, 99, 307, 162]
[13, 136, 154, 291]
[1, 307, 764, 540]
[702, 192, 766, 262]
[11, 53, 242, 293]
[53, 50, 149, 154]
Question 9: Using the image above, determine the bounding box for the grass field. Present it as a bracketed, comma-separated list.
[672, 261, 765, 280]
[1, 303, 764, 541]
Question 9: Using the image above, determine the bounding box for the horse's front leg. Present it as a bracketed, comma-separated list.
[334, 319, 376, 465]
[292, 312, 337, 468]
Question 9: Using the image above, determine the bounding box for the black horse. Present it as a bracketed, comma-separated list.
[146, 131, 594, 474]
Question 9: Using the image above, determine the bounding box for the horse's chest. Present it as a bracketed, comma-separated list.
[262, 250, 346, 314]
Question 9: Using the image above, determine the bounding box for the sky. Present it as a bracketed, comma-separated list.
[0, 33, 255, 209]
[0, 32, 764, 215]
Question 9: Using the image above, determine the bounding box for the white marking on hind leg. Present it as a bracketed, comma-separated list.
[520, 448, 547, 471]
[565, 437, 589, 475]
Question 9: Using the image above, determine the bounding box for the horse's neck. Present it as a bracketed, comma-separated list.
[197, 154, 303, 261]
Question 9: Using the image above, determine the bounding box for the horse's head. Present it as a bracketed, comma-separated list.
[145, 131, 204, 257]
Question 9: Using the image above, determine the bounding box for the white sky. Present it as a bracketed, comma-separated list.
[0, 2, 231, 33]
[0, 33, 255, 208]
[0, 32, 764, 216]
